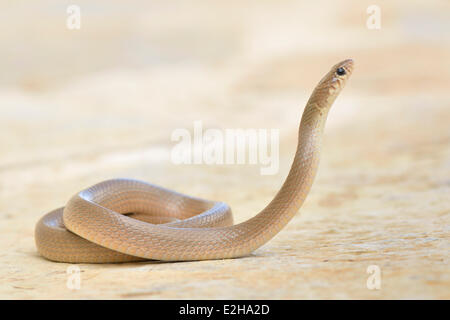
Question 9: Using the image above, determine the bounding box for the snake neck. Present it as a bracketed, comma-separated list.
[238, 98, 332, 247]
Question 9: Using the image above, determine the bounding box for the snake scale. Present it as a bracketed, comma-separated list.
[35, 59, 354, 263]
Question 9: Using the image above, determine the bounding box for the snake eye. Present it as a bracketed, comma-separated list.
[336, 67, 346, 76]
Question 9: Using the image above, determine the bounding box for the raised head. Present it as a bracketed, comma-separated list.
[309, 59, 354, 109]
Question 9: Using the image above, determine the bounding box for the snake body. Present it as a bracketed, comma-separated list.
[35, 59, 354, 263]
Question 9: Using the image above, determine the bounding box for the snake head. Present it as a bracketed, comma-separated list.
[331, 58, 354, 87]
[312, 59, 354, 109]
[327, 59, 354, 99]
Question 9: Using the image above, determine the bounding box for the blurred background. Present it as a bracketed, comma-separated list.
[0, 0, 449, 299]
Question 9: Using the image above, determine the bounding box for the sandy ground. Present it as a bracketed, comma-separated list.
[0, 0, 449, 299]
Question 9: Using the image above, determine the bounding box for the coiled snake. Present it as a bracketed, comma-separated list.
[35, 59, 354, 263]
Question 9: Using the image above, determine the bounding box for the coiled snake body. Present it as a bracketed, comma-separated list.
[35, 59, 354, 263]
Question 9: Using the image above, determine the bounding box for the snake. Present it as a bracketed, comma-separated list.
[35, 59, 354, 263]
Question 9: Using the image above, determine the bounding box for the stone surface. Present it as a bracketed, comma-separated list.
[0, 0, 448, 299]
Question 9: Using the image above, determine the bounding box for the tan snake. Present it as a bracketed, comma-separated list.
[35, 59, 354, 263]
